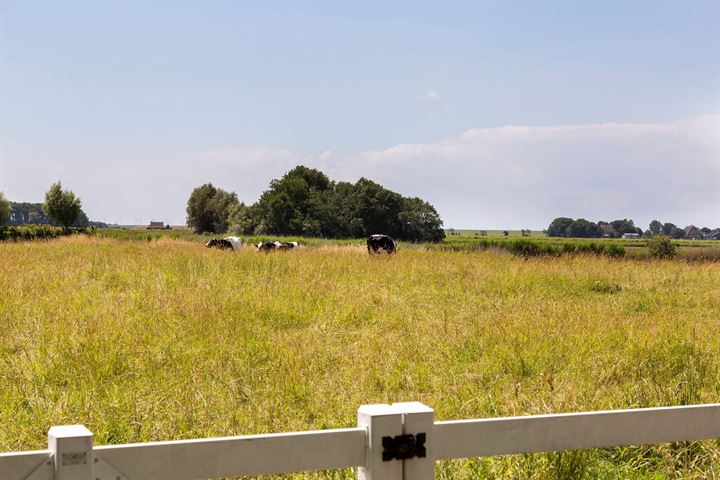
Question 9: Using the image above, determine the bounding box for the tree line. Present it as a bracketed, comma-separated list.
[0, 182, 100, 230]
[547, 217, 719, 239]
[186, 166, 446, 242]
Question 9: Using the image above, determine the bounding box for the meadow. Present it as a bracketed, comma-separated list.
[1, 236, 719, 479]
[93, 227, 720, 259]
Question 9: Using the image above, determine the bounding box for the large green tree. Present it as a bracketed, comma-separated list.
[0, 192, 10, 226]
[610, 219, 641, 236]
[661, 222, 677, 235]
[256, 166, 332, 236]
[649, 220, 663, 236]
[397, 196, 445, 242]
[186, 183, 239, 234]
[228, 202, 260, 235]
[547, 217, 574, 237]
[349, 178, 404, 238]
[661, 222, 685, 239]
[567, 218, 601, 238]
[249, 166, 445, 241]
[547, 217, 603, 238]
[43, 182, 82, 230]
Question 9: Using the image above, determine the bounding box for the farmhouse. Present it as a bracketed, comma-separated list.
[683, 225, 703, 240]
[622, 233, 640, 239]
[147, 221, 171, 230]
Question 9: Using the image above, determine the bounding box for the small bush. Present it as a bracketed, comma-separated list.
[508, 239, 543, 257]
[575, 243, 593, 254]
[647, 236, 677, 259]
[588, 279, 622, 294]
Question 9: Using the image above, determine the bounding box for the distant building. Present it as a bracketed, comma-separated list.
[622, 233, 640, 239]
[147, 221, 171, 230]
[599, 224, 617, 238]
[683, 225, 703, 240]
[705, 231, 720, 241]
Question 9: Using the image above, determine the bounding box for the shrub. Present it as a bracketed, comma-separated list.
[647, 236, 677, 259]
[508, 239, 542, 257]
[562, 243, 576, 253]
[505, 239, 559, 257]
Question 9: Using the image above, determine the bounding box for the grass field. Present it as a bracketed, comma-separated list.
[1, 236, 719, 478]
[93, 227, 720, 255]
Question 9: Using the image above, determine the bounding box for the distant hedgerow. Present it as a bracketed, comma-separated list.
[439, 238, 624, 258]
[0, 225, 95, 241]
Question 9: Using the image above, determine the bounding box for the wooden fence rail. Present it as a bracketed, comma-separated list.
[1, 402, 719, 480]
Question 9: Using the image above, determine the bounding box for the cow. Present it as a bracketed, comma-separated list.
[205, 236, 243, 251]
[256, 241, 300, 252]
[367, 234, 396, 254]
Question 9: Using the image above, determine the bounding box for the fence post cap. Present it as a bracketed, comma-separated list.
[48, 425, 93, 438]
[358, 404, 397, 416]
[392, 402, 434, 413]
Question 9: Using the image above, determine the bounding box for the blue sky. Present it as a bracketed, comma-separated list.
[1, 1, 718, 228]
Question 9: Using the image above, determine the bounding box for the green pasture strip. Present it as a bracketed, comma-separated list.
[445, 229, 547, 237]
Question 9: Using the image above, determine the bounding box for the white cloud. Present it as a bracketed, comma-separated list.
[5, 116, 718, 228]
[336, 115, 720, 229]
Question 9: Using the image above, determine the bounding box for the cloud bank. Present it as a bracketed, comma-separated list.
[5, 116, 718, 229]
[338, 115, 720, 229]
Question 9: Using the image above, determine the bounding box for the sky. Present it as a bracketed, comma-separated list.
[1, 1, 719, 229]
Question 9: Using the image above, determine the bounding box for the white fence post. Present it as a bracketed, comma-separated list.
[357, 404, 403, 480]
[357, 402, 435, 480]
[393, 402, 434, 480]
[48, 425, 93, 480]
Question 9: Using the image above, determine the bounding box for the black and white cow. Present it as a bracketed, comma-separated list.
[256, 241, 300, 252]
[205, 236, 243, 251]
[367, 234, 396, 254]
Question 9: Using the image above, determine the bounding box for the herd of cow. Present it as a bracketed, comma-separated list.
[205, 234, 396, 254]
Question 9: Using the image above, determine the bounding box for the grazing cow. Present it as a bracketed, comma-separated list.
[367, 234, 396, 254]
[256, 241, 300, 252]
[205, 236, 243, 251]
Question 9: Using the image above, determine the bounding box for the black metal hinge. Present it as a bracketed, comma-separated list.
[381, 433, 427, 461]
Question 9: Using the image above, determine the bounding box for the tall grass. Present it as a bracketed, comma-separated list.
[1, 237, 718, 478]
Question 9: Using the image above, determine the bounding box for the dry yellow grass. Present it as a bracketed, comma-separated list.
[1, 236, 719, 478]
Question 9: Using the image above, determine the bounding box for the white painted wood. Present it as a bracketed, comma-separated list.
[2, 403, 719, 480]
[392, 402, 434, 480]
[94, 427, 365, 480]
[357, 404, 404, 480]
[0, 450, 51, 480]
[93, 455, 128, 480]
[434, 404, 720, 460]
[48, 425, 93, 480]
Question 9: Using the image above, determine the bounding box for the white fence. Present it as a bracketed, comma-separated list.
[1, 402, 719, 480]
